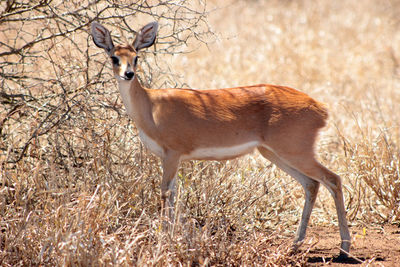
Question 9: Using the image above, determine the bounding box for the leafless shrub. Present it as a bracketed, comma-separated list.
[1, 0, 400, 265]
[0, 0, 212, 167]
[0, 0, 217, 265]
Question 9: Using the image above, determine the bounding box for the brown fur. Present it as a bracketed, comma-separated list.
[91, 21, 350, 256]
[144, 84, 328, 154]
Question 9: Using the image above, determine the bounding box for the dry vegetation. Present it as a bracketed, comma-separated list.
[1, 0, 400, 266]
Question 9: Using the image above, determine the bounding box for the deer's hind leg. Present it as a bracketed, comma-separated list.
[258, 147, 320, 249]
[258, 144, 351, 256]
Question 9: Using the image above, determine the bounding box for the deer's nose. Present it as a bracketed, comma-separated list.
[125, 71, 134, 80]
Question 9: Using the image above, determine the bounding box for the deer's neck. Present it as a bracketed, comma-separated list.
[117, 77, 155, 134]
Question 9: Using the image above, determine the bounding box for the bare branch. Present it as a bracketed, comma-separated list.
[0, 0, 213, 168]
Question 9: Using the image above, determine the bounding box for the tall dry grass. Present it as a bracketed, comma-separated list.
[179, 0, 400, 225]
[1, 0, 399, 265]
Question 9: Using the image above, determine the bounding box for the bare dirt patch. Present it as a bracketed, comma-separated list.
[293, 225, 400, 266]
[1, 0, 400, 265]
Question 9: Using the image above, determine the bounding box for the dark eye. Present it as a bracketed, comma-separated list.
[111, 56, 119, 65]
[133, 56, 138, 66]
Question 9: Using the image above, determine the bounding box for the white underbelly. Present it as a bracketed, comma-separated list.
[138, 130, 259, 161]
[181, 141, 260, 161]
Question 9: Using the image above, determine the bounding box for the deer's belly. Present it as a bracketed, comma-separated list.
[181, 141, 259, 161]
[139, 129, 259, 161]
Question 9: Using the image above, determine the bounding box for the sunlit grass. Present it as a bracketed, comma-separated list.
[1, 0, 399, 265]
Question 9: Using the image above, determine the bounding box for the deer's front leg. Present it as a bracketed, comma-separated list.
[160, 151, 181, 221]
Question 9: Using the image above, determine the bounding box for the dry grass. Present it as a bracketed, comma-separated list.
[1, 0, 400, 265]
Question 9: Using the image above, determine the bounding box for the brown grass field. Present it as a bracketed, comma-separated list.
[1, 0, 400, 266]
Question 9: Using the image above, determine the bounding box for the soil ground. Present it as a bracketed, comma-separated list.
[293, 225, 400, 266]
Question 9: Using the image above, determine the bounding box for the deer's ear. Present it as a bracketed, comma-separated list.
[91, 22, 115, 56]
[133, 22, 158, 52]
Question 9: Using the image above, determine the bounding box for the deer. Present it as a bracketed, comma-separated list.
[91, 21, 351, 258]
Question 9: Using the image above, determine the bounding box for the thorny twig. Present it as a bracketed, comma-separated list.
[0, 0, 214, 167]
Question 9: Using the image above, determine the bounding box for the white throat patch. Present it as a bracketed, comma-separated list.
[118, 80, 135, 118]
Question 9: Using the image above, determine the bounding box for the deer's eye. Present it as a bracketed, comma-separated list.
[133, 56, 138, 66]
[111, 56, 120, 65]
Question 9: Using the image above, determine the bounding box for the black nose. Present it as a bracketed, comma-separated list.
[125, 71, 134, 79]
